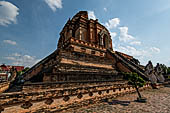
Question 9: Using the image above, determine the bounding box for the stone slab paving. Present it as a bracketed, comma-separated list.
[65, 86, 170, 113]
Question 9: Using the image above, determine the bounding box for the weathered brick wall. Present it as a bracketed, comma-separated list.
[22, 81, 127, 92]
[59, 50, 114, 67]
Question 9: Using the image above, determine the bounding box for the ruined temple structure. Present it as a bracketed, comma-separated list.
[0, 12, 164, 112]
[22, 11, 148, 83]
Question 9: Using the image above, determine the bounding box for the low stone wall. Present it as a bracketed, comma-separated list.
[0, 82, 10, 93]
[0, 82, 151, 112]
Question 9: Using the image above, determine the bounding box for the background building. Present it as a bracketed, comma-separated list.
[0, 64, 24, 82]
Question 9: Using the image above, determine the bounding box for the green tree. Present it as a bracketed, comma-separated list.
[17, 71, 23, 76]
[160, 64, 168, 74]
[22, 67, 30, 72]
[124, 72, 146, 100]
[17, 67, 30, 76]
[167, 67, 170, 74]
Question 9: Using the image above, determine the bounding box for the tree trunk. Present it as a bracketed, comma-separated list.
[134, 82, 142, 99]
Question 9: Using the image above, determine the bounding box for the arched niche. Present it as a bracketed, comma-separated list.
[103, 34, 108, 48]
[75, 27, 87, 41]
[75, 28, 80, 39]
[98, 29, 111, 49]
[81, 28, 87, 41]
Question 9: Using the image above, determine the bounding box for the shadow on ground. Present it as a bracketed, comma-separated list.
[102, 99, 131, 106]
[164, 84, 170, 87]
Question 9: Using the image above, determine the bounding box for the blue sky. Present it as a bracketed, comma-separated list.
[0, 0, 170, 67]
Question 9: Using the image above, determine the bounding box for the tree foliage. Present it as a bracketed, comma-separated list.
[22, 67, 30, 72]
[17, 67, 30, 76]
[167, 67, 170, 74]
[123, 72, 146, 99]
[124, 72, 146, 87]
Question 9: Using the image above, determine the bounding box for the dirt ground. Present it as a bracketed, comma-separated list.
[65, 86, 170, 113]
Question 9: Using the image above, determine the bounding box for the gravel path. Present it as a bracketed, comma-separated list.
[65, 86, 170, 113]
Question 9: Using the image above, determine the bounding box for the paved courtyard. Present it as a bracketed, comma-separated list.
[65, 86, 170, 113]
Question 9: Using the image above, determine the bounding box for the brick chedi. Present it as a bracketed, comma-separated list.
[22, 11, 147, 83]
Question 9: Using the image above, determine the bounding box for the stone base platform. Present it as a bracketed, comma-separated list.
[0, 82, 151, 113]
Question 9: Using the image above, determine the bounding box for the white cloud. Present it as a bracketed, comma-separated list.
[168, 59, 170, 66]
[130, 41, 141, 45]
[103, 18, 161, 65]
[110, 32, 117, 49]
[116, 45, 147, 57]
[150, 47, 160, 53]
[105, 18, 120, 29]
[3, 40, 17, 45]
[119, 26, 135, 42]
[5, 53, 41, 67]
[0, 1, 19, 26]
[104, 7, 107, 12]
[88, 11, 96, 20]
[117, 46, 151, 65]
[110, 32, 117, 39]
[115, 45, 161, 64]
[12, 53, 21, 57]
[5, 56, 16, 61]
[45, 0, 62, 12]
[23, 55, 34, 61]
